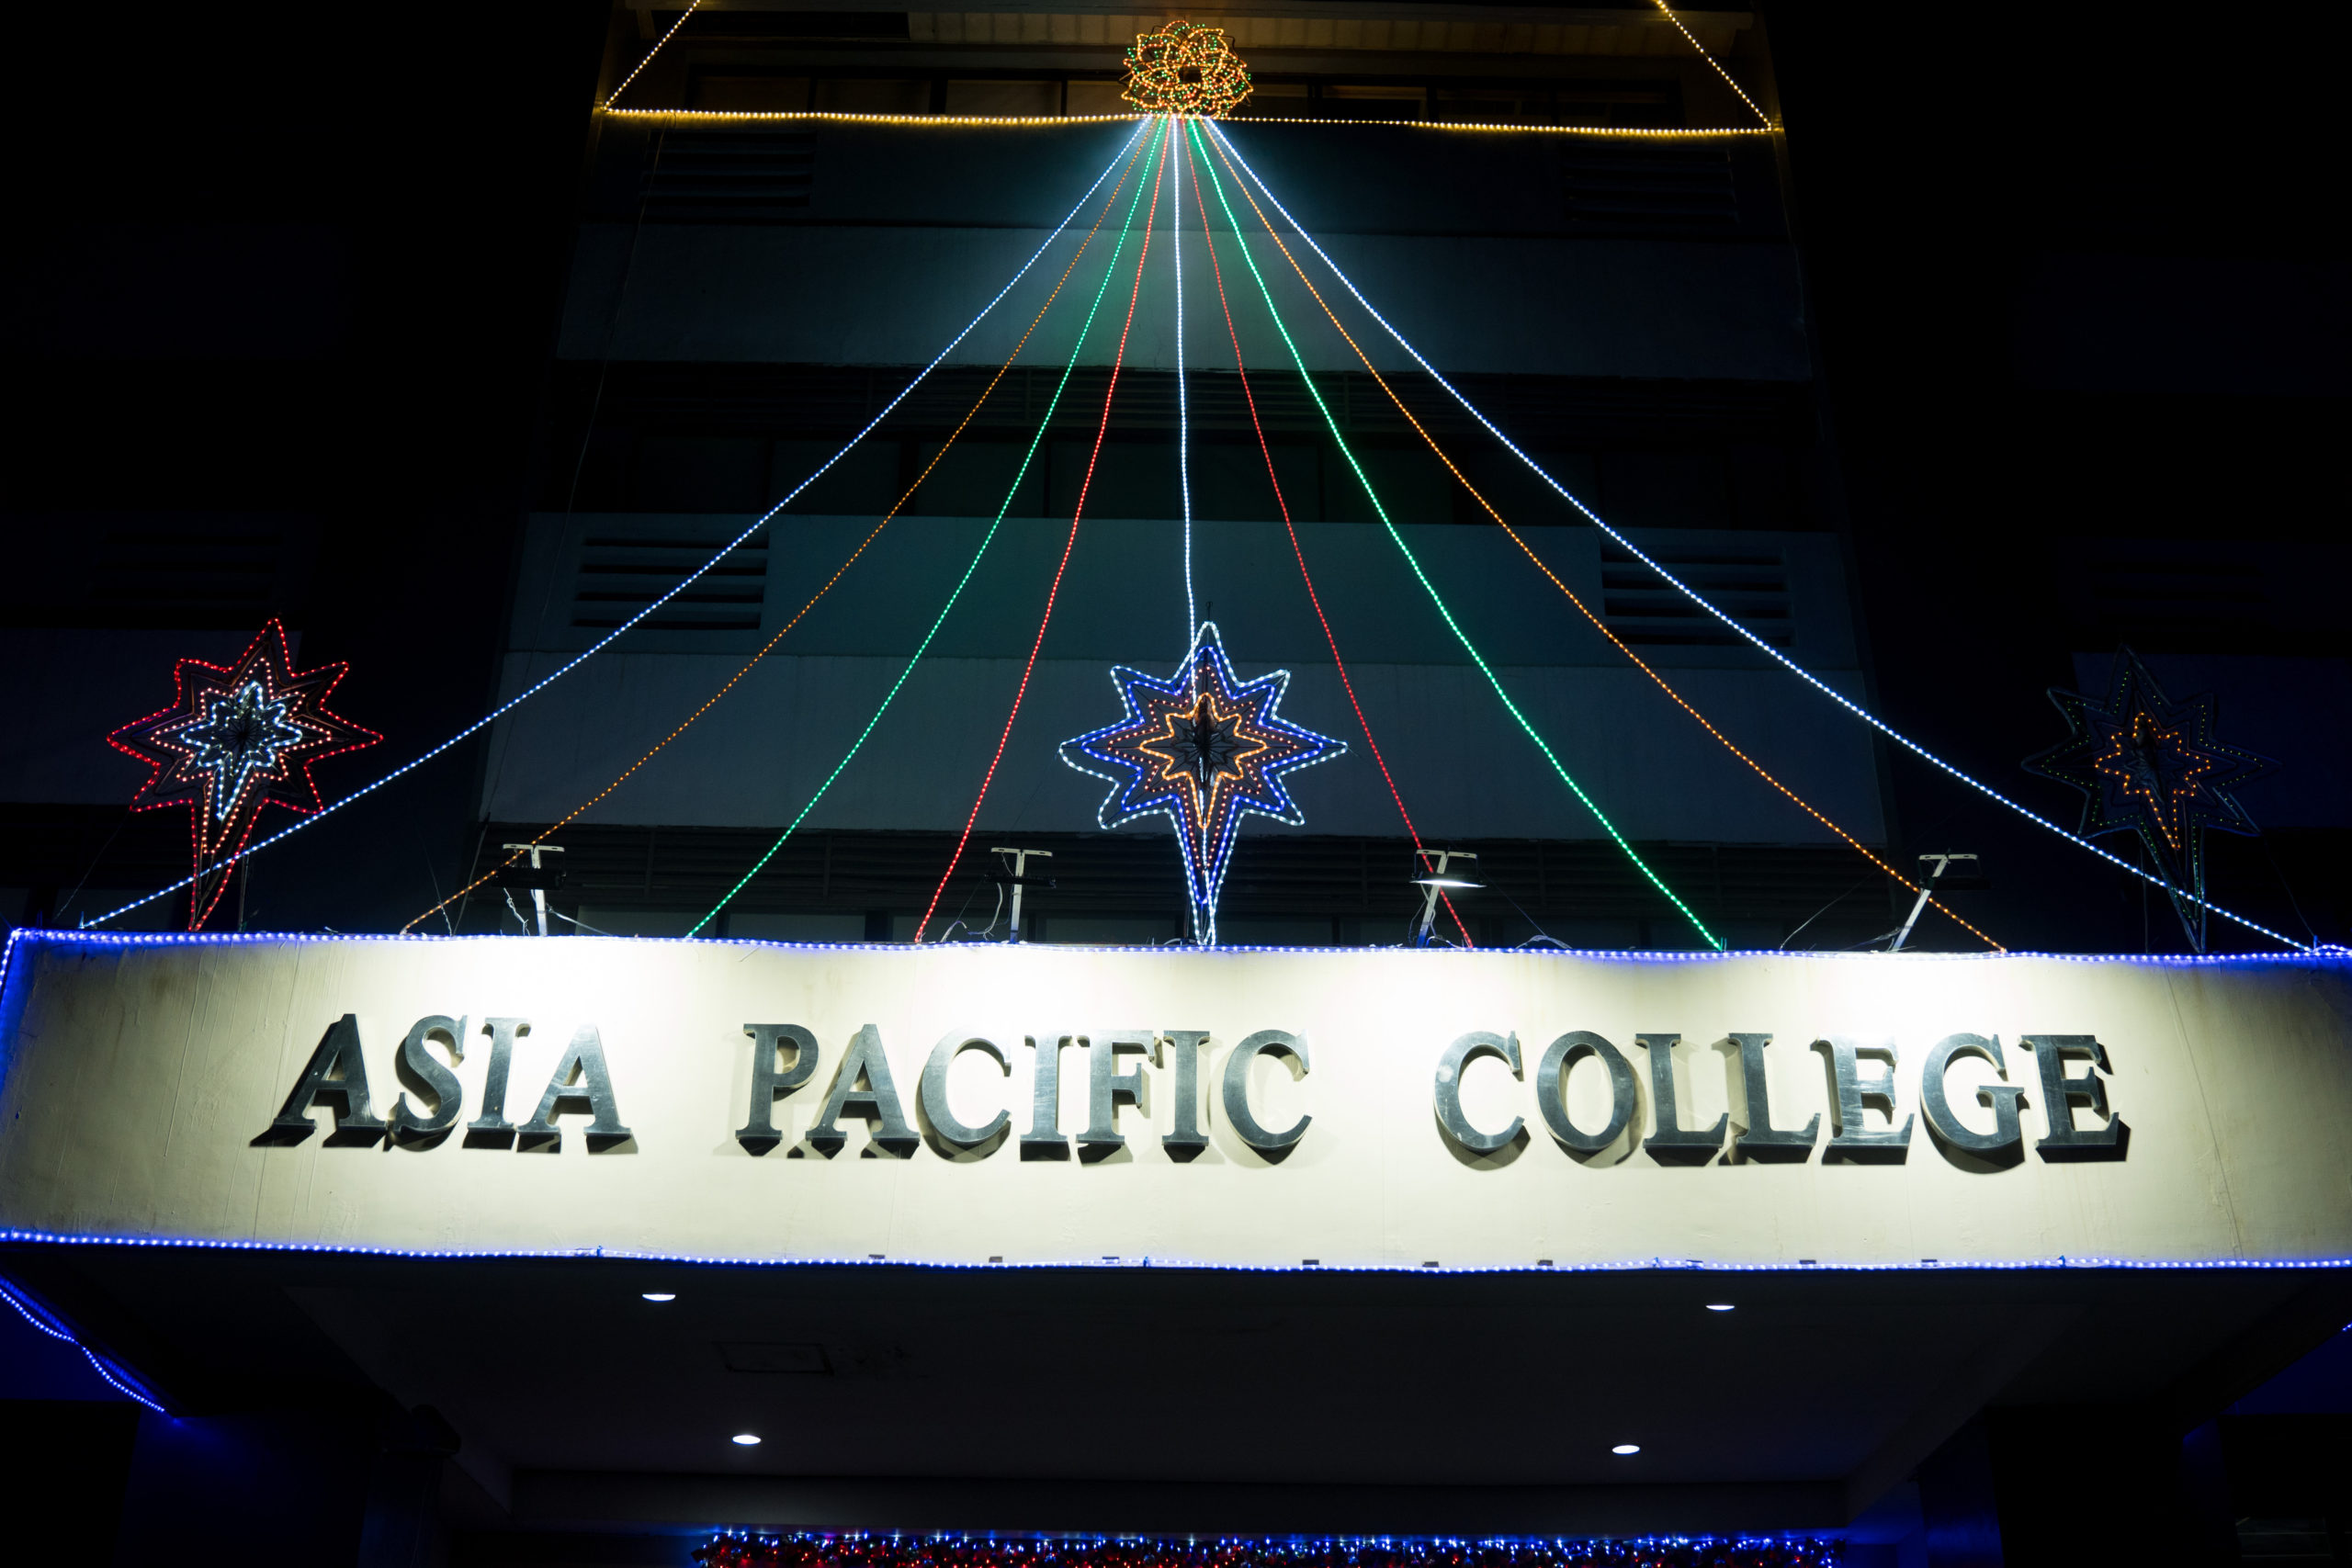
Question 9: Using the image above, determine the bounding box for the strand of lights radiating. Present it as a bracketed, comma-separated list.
[1189, 120, 1723, 951]
[601, 109, 1774, 138]
[1651, 0, 1774, 127]
[1174, 113, 1196, 663]
[77, 119, 1152, 935]
[1197, 145, 1998, 955]
[601, 0, 700, 109]
[690, 118, 1173, 937]
[1204, 118, 2307, 953]
[0, 1276, 167, 1415]
[1180, 132, 1471, 948]
[912, 118, 1175, 944]
[400, 135, 1157, 934]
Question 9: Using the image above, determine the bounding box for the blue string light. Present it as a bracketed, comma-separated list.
[0, 1274, 168, 1414]
[1202, 118, 2307, 953]
[75, 119, 1155, 935]
[691, 1532, 1848, 1568]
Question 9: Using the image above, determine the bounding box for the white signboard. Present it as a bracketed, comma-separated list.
[2, 932, 2347, 1271]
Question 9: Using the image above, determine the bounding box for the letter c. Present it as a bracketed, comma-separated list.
[1434, 1031, 1522, 1154]
[1220, 1030, 1311, 1152]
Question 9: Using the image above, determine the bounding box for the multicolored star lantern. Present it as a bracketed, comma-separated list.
[1061, 624, 1342, 945]
[107, 620, 379, 930]
[1122, 20, 1252, 117]
[2023, 645, 2274, 951]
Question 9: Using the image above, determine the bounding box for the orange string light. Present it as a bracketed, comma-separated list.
[401, 133, 1155, 935]
[1202, 132, 2000, 953]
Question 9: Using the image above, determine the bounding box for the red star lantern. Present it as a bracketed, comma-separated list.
[107, 620, 380, 930]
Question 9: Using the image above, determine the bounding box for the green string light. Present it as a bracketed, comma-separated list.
[1186, 119, 1723, 951]
[689, 118, 1172, 937]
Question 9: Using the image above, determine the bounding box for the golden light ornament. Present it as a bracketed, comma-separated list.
[1122, 20, 1252, 118]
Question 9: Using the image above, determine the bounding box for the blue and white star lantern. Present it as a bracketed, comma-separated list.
[1060, 623, 1344, 945]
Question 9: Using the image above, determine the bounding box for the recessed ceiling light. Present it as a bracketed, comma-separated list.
[1611, 1443, 1641, 1456]
[1705, 1303, 1735, 1312]
[731, 1433, 762, 1447]
[641, 1292, 677, 1303]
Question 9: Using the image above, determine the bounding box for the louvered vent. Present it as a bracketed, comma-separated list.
[90, 526, 283, 623]
[571, 527, 767, 634]
[1562, 143, 1738, 233]
[643, 130, 816, 221]
[1601, 542, 1792, 646]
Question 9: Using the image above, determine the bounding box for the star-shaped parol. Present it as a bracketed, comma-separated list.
[1061, 623, 1342, 944]
[2023, 645, 2274, 945]
[108, 619, 380, 929]
[1122, 20, 1252, 118]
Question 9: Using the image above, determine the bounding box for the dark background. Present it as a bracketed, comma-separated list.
[4, 1, 2344, 951]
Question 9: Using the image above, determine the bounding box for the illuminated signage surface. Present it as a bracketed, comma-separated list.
[1, 934, 2346, 1271]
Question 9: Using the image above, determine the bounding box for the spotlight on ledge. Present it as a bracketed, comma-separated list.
[1611, 1443, 1642, 1456]
[642, 1292, 677, 1303]
[1705, 1303, 1736, 1312]
[731, 1434, 762, 1447]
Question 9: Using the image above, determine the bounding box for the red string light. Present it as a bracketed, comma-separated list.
[914, 122, 1173, 943]
[1182, 133, 1471, 947]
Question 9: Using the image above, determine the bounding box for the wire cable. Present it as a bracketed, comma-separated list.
[1189, 119, 1723, 951]
[1204, 118, 2305, 953]
[76, 119, 1153, 934]
[690, 119, 1172, 937]
[1180, 130, 1472, 948]
[402, 130, 1155, 934]
[1197, 132, 1997, 953]
[914, 119, 1174, 943]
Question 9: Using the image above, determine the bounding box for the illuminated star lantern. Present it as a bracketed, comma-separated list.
[108, 620, 380, 930]
[1122, 20, 1252, 118]
[2023, 645, 2274, 951]
[1061, 624, 1342, 944]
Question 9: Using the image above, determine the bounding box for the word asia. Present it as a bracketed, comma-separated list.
[264, 1018, 2128, 1167]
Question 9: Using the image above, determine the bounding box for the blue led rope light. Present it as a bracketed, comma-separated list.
[1204, 119, 2307, 953]
[0, 1274, 167, 1413]
[76, 119, 1153, 935]
[1187, 121, 1723, 951]
[687, 118, 1172, 936]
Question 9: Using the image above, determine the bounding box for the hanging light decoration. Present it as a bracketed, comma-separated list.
[107, 620, 379, 931]
[1123, 20, 1253, 117]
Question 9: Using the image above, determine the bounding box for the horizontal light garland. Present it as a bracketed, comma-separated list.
[600, 108, 1774, 137]
[694, 1535, 1845, 1568]
[689, 118, 1172, 938]
[1187, 118, 1723, 953]
[1203, 118, 2311, 954]
[72, 119, 1152, 934]
[6, 1223, 2348, 1277]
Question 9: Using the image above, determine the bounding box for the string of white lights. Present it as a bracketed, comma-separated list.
[1174, 115, 1196, 663]
[1203, 118, 2308, 953]
[78, 118, 1153, 932]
